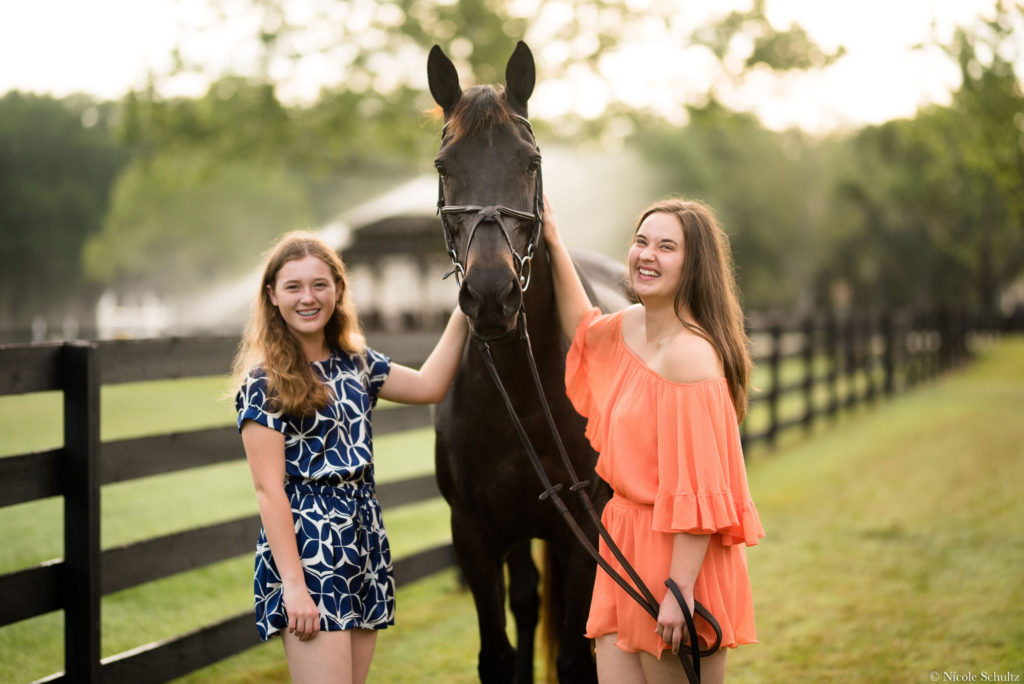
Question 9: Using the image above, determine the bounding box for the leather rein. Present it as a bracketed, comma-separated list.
[436, 115, 721, 683]
[476, 313, 721, 683]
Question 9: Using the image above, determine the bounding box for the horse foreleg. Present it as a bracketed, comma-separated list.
[506, 540, 540, 684]
[554, 538, 599, 684]
[451, 509, 516, 684]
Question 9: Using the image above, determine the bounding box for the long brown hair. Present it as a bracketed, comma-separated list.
[631, 199, 753, 421]
[230, 231, 364, 416]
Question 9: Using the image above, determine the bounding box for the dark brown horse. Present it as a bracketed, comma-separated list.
[428, 42, 629, 683]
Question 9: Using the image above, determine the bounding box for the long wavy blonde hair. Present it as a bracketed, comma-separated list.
[630, 199, 753, 422]
[230, 231, 364, 417]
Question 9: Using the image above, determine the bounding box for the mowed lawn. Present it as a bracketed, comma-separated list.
[184, 337, 1024, 683]
[1, 337, 1022, 682]
[378, 337, 1021, 684]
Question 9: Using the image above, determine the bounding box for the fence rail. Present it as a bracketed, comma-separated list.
[0, 330, 450, 684]
[0, 307, 1014, 683]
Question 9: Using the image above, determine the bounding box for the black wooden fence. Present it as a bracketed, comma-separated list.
[739, 308, 984, 448]
[0, 307, 1013, 683]
[0, 331, 451, 684]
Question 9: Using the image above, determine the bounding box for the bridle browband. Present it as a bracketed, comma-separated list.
[436, 113, 544, 292]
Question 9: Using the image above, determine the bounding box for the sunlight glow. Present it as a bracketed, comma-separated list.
[0, 0, 1017, 133]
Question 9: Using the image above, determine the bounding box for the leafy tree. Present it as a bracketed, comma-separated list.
[940, 0, 1024, 312]
[632, 101, 835, 312]
[829, 114, 965, 309]
[0, 1, 866, 329]
[692, 0, 845, 77]
[0, 92, 131, 333]
[155, 0, 841, 144]
[119, 0, 843, 314]
[83, 146, 312, 294]
[829, 1, 1024, 313]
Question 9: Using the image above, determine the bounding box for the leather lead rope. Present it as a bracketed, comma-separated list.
[475, 310, 722, 683]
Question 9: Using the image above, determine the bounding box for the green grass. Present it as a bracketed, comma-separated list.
[0, 379, 447, 682]
[2, 340, 1022, 682]
[728, 337, 1024, 682]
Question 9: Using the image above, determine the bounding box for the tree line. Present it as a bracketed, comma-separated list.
[1, 0, 1021, 336]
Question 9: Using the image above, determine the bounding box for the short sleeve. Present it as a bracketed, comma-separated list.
[235, 370, 288, 434]
[362, 347, 392, 405]
[565, 307, 611, 453]
[652, 380, 764, 546]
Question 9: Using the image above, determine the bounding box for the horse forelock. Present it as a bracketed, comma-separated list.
[446, 85, 515, 144]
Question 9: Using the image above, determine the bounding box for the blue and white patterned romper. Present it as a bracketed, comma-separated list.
[235, 348, 394, 641]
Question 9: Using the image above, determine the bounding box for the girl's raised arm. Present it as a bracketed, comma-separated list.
[543, 196, 594, 340]
[378, 306, 468, 404]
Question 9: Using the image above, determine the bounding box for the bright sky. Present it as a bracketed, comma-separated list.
[0, 0, 1010, 134]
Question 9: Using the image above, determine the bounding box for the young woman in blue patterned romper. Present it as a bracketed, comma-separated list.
[232, 231, 467, 684]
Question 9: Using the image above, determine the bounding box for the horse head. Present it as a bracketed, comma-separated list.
[428, 41, 542, 340]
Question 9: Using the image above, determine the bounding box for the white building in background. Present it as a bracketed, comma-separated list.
[95, 290, 172, 339]
[94, 145, 654, 338]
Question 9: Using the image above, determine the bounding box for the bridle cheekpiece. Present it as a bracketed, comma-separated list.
[436, 114, 544, 292]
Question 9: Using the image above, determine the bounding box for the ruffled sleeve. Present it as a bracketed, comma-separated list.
[652, 380, 764, 546]
[235, 370, 288, 434]
[565, 307, 614, 453]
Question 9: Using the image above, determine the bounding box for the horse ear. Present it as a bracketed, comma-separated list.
[428, 44, 462, 115]
[505, 41, 535, 113]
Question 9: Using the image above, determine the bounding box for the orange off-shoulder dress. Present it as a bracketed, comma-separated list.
[566, 308, 764, 658]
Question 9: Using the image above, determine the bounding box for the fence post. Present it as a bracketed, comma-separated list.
[937, 307, 950, 372]
[954, 307, 968, 365]
[863, 314, 877, 402]
[802, 316, 815, 430]
[882, 311, 895, 396]
[844, 317, 857, 408]
[62, 342, 101, 682]
[767, 324, 781, 447]
[910, 311, 923, 388]
[825, 313, 839, 419]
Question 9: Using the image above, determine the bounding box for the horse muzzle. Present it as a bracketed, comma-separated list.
[459, 265, 522, 340]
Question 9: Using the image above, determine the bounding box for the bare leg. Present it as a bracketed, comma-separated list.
[351, 628, 378, 684]
[639, 646, 727, 684]
[594, 634, 645, 684]
[282, 630, 352, 684]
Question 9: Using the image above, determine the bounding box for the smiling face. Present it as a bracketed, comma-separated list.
[628, 211, 685, 303]
[266, 254, 340, 347]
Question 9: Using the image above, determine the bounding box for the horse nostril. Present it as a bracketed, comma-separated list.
[459, 281, 481, 318]
[501, 279, 523, 317]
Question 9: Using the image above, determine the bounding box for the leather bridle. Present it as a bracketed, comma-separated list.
[436, 114, 544, 292]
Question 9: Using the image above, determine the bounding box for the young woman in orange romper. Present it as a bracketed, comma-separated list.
[543, 196, 764, 683]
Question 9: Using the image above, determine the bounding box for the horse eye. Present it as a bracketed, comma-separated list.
[435, 162, 448, 179]
[527, 159, 540, 175]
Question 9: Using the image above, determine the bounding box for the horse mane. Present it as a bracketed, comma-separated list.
[445, 85, 514, 143]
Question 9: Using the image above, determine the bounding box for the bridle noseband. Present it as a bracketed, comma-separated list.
[436, 114, 544, 292]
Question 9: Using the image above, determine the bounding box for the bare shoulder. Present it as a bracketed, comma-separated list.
[621, 303, 645, 324]
[661, 330, 725, 384]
